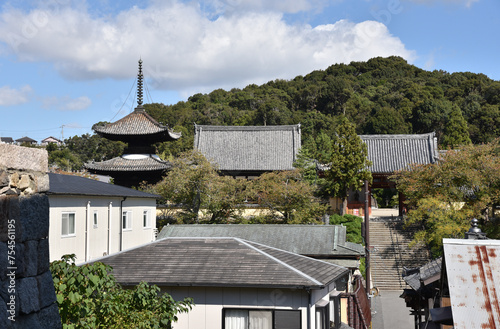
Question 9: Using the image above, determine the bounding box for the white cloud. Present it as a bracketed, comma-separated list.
[41, 95, 92, 111]
[0, 85, 32, 106]
[406, 0, 479, 7]
[0, 1, 415, 94]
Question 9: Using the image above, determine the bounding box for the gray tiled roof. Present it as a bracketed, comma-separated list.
[0, 137, 14, 143]
[194, 125, 301, 173]
[15, 136, 37, 143]
[403, 257, 442, 291]
[85, 155, 171, 172]
[157, 224, 364, 257]
[48, 173, 159, 198]
[360, 132, 439, 174]
[93, 107, 180, 139]
[91, 237, 349, 288]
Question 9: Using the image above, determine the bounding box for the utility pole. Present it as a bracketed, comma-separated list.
[364, 180, 371, 295]
[60, 125, 65, 141]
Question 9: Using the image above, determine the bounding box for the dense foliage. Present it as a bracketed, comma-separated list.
[392, 138, 500, 256]
[51, 255, 192, 328]
[144, 56, 499, 158]
[142, 151, 326, 225]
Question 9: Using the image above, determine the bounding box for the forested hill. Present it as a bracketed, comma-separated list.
[145, 56, 500, 158]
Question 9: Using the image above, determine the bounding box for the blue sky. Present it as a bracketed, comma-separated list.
[0, 0, 498, 142]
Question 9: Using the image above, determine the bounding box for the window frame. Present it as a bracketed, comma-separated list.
[122, 210, 132, 231]
[61, 212, 76, 237]
[222, 308, 301, 329]
[143, 210, 151, 229]
[93, 210, 98, 228]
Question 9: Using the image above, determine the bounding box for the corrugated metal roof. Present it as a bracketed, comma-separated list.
[85, 155, 171, 172]
[443, 238, 500, 329]
[194, 125, 301, 172]
[90, 237, 349, 289]
[48, 173, 159, 198]
[360, 132, 439, 173]
[157, 224, 364, 257]
[93, 107, 181, 140]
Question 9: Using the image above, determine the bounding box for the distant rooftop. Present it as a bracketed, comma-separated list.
[194, 124, 301, 175]
[85, 155, 171, 173]
[158, 224, 364, 258]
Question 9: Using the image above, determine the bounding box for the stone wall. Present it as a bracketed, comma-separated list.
[0, 144, 61, 328]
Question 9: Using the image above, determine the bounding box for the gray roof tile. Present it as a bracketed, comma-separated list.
[360, 132, 439, 173]
[194, 125, 301, 173]
[157, 224, 364, 257]
[85, 155, 171, 172]
[91, 237, 349, 288]
[48, 173, 159, 198]
[93, 107, 181, 139]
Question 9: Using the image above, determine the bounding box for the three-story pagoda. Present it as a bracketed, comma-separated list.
[85, 60, 180, 187]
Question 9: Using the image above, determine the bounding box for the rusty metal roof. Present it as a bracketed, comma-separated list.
[443, 238, 500, 329]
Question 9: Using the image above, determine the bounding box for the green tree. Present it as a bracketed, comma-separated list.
[51, 254, 192, 328]
[323, 117, 372, 214]
[250, 169, 327, 224]
[144, 150, 246, 223]
[441, 104, 471, 149]
[392, 138, 500, 255]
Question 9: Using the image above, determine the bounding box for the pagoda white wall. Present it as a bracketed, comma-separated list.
[49, 195, 157, 264]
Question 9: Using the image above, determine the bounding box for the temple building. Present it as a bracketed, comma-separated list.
[85, 60, 180, 187]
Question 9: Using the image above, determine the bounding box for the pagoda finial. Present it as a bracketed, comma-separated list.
[137, 59, 144, 107]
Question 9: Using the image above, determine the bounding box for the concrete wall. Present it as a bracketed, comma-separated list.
[0, 144, 61, 328]
[49, 195, 157, 263]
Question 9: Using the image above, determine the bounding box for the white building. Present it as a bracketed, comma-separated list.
[48, 173, 158, 264]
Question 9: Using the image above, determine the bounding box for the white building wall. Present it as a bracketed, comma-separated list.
[164, 286, 311, 329]
[49, 195, 156, 264]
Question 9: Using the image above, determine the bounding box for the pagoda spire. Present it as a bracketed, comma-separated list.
[136, 59, 144, 109]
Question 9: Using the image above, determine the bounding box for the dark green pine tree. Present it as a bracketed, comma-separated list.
[442, 104, 472, 149]
[324, 116, 372, 214]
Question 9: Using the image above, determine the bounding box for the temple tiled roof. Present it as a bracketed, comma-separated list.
[360, 132, 439, 174]
[93, 107, 181, 140]
[85, 155, 171, 172]
[194, 124, 301, 174]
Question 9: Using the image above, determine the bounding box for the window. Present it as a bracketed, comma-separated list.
[61, 212, 75, 236]
[143, 210, 151, 228]
[93, 211, 98, 228]
[122, 211, 132, 230]
[224, 309, 300, 329]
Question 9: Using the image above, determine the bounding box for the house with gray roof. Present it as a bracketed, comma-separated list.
[89, 237, 351, 329]
[48, 173, 159, 264]
[0, 137, 14, 144]
[194, 124, 301, 177]
[158, 224, 364, 269]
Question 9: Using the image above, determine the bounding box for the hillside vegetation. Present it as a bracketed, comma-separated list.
[145, 56, 500, 158]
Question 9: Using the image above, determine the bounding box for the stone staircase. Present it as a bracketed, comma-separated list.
[368, 218, 431, 291]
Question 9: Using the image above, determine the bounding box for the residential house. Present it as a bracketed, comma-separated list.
[158, 224, 365, 270]
[194, 124, 301, 178]
[15, 136, 37, 145]
[47, 173, 158, 264]
[41, 136, 63, 146]
[89, 237, 352, 329]
[0, 137, 14, 144]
